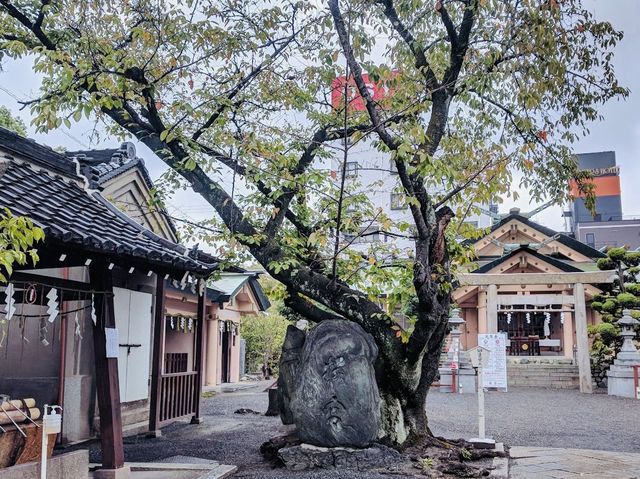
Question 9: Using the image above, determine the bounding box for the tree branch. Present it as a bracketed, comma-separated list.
[377, 0, 440, 92]
[329, 0, 432, 240]
[0, 0, 56, 50]
[191, 34, 296, 142]
[284, 293, 344, 322]
[436, 1, 458, 48]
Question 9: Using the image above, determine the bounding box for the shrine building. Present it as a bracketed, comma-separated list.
[453, 207, 616, 392]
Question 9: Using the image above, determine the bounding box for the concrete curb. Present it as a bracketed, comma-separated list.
[90, 462, 237, 479]
[203, 379, 271, 394]
[488, 455, 509, 479]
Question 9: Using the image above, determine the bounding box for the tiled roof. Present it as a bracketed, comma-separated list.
[166, 272, 271, 311]
[467, 213, 606, 260]
[473, 247, 584, 274]
[0, 127, 215, 275]
[67, 143, 180, 240]
[67, 143, 154, 190]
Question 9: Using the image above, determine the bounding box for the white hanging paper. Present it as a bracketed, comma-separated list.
[46, 288, 59, 323]
[543, 314, 551, 338]
[91, 294, 97, 325]
[39, 317, 49, 346]
[74, 312, 82, 338]
[4, 283, 16, 320]
[105, 328, 119, 358]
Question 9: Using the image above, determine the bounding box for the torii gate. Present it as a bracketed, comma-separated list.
[457, 270, 617, 393]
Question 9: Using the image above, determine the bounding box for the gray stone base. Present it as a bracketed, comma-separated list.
[438, 367, 476, 394]
[92, 466, 131, 479]
[278, 443, 403, 471]
[0, 450, 89, 479]
[607, 365, 640, 398]
[469, 438, 496, 449]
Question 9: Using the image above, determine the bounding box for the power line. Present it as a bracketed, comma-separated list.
[0, 85, 91, 149]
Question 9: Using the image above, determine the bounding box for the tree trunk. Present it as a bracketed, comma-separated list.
[377, 306, 450, 446]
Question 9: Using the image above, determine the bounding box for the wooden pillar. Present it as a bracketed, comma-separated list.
[477, 289, 487, 334]
[148, 275, 166, 437]
[573, 282, 593, 393]
[205, 319, 217, 385]
[191, 279, 206, 424]
[562, 311, 574, 359]
[90, 261, 126, 472]
[487, 284, 498, 333]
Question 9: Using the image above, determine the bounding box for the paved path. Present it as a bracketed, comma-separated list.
[427, 387, 640, 453]
[509, 446, 640, 478]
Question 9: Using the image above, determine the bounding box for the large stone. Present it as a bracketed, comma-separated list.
[290, 320, 381, 448]
[278, 325, 306, 424]
[278, 443, 402, 471]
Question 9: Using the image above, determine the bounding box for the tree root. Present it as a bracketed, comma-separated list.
[261, 431, 507, 477]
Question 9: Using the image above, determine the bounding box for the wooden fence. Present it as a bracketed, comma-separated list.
[157, 371, 199, 426]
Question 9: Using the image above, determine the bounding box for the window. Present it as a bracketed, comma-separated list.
[463, 220, 478, 229]
[390, 193, 404, 210]
[344, 161, 358, 178]
[585, 233, 595, 248]
[361, 227, 381, 242]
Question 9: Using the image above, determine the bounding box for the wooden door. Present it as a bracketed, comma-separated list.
[113, 287, 153, 402]
[221, 323, 230, 383]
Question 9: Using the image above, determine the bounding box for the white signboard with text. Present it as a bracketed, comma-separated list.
[478, 333, 508, 389]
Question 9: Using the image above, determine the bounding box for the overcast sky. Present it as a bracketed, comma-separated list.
[0, 0, 638, 233]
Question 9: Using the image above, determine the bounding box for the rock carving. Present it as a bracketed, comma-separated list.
[290, 320, 381, 448]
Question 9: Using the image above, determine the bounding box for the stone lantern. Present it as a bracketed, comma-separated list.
[607, 309, 640, 398]
[438, 309, 475, 393]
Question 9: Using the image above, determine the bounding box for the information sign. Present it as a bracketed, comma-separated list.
[478, 333, 508, 389]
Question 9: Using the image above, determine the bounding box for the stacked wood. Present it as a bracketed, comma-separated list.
[0, 399, 39, 426]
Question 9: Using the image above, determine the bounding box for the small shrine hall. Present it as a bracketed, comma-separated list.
[453, 208, 616, 392]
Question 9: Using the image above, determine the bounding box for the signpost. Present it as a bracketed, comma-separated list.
[41, 405, 62, 479]
[465, 333, 508, 449]
[468, 343, 498, 449]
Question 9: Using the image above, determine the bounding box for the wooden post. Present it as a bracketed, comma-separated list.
[148, 275, 166, 437]
[573, 282, 593, 393]
[191, 279, 206, 424]
[562, 311, 574, 359]
[487, 284, 498, 333]
[90, 261, 126, 472]
[477, 289, 487, 334]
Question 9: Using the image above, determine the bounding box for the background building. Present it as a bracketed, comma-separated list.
[330, 141, 494, 256]
[567, 151, 640, 250]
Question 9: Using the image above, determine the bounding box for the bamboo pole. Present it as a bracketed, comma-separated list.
[0, 408, 41, 425]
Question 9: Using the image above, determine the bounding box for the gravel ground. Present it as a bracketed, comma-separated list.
[427, 387, 640, 453]
[78, 382, 640, 477]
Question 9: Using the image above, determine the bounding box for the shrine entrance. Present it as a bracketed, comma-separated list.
[498, 310, 565, 356]
[455, 271, 617, 393]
